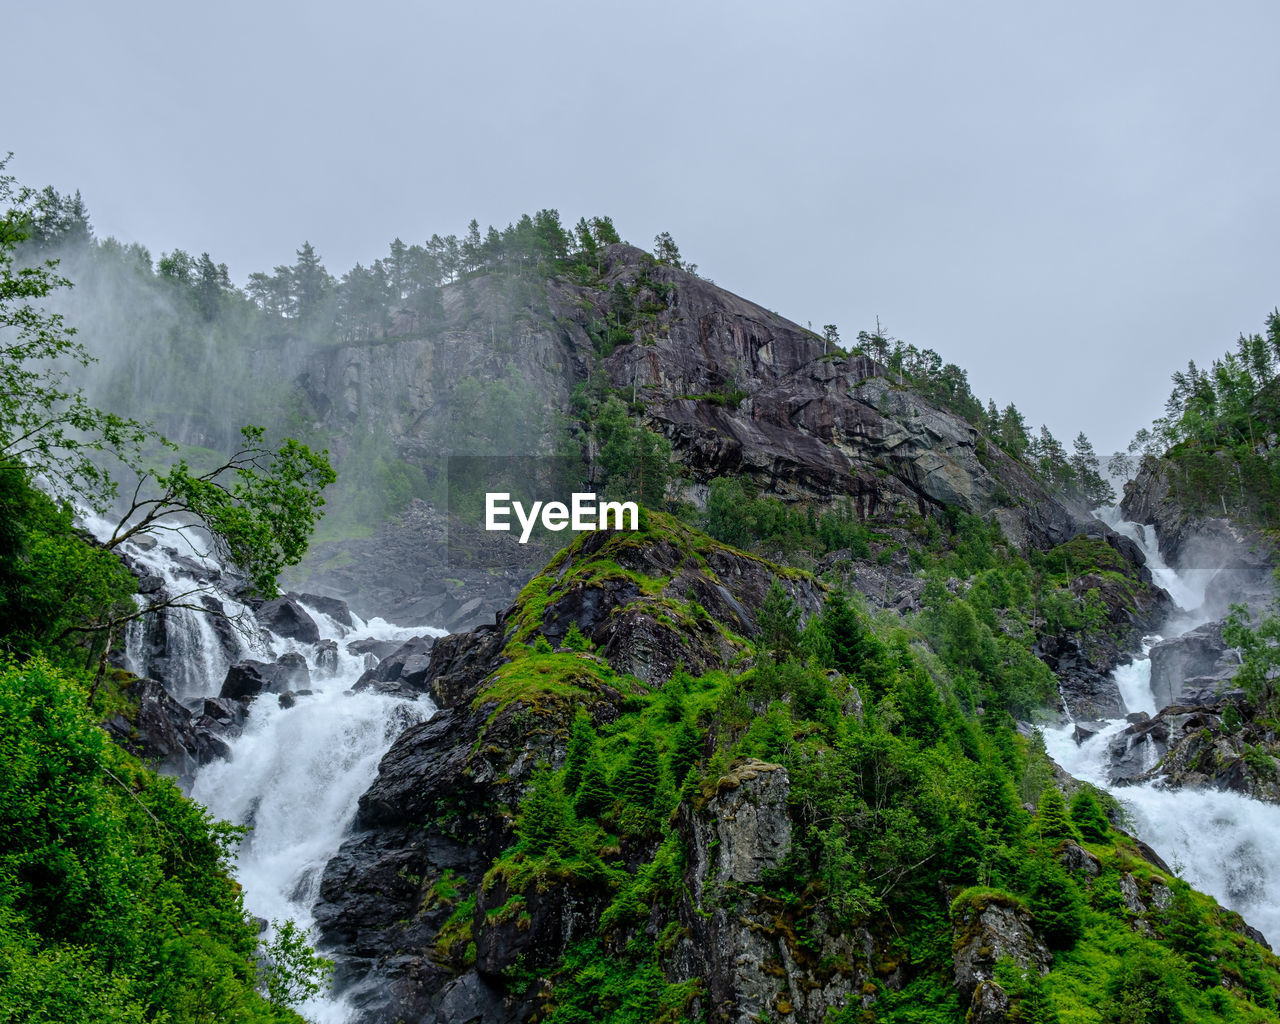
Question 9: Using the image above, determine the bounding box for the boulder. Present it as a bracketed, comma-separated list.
[220, 654, 311, 700]
[952, 893, 1051, 1004]
[292, 591, 353, 627]
[1149, 621, 1239, 711]
[103, 677, 235, 786]
[346, 637, 401, 662]
[256, 596, 321, 643]
[315, 638, 340, 676]
[968, 981, 1012, 1024]
[352, 636, 436, 697]
[1072, 720, 1109, 744]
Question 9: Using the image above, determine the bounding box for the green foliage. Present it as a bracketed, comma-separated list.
[994, 958, 1062, 1024]
[1024, 857, 1085, 949]
[1034, 787, 1081, 844]
[1069, 788, 1111, 843]
[516, 767, 579, 854]
[1164, 881, 1220, 988]
[1100, 944, 1190, 1024]
[1129, 308, 1280, 524]
[0, 462, 136, 662]
[704, 477, 869, 558]
[617, 727, 660, 811]
[1223, 603, 1280, 711]
[260, 919, 334, 1011]
[573, 749, 612, 820]
[110, 425, 335, 597]
[0, 656, 306, 1023]
[564, 621, 591, 652]
[563, 710, 596, 794]
[541, 938, 698, 1024]
[592, 397, 672, 508]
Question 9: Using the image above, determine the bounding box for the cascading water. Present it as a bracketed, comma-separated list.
[1044, 507, 1280, 942]
[87, 514, 444, 1023]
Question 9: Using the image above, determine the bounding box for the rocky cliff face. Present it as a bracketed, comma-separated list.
[289, 246, 1092, 623]
[671, 760, 876, 1024]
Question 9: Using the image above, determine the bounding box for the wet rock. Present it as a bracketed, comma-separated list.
[220, 654, 311, 700]
[1121, 462, 1276, 616]
[1121, 697, 1280, 802]
[255, 596, 321, 643]
[1149, 621, 1239, 710]
[103, 677, 235, 786]
[137, 574, 164, 595]
[1036, 634, 1125, 719]
[1072, 720, 1108, 744]
[201, 697, 249, 729]
[291, 590, 353, 627]
[352, 635, 436, 696]
[1108, 721, 1167, 784]
[346, 637, 401, 662]
[315, 638, 340, 676]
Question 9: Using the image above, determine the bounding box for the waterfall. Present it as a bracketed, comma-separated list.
[85, 512, 445, 1023]
[1043, 508, 1280, 944]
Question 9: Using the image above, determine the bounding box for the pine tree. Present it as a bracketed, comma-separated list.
[977, 762, 1027, 842]
[1027, 857, 1085, 949]
[1068, 788, 1110, 843]
[563, 710, 595, 794]
[617, 727, 660, 809]
[1070, 432, 1117, 507]
[1166, 882, 1220, 988]
[669, 718, 703, 786]
[563, 621, 590, 652]
[757, 580, 801, 657]
[516, 768, 576, 854]
[1035, 786, 1080, 843]
[573, 750, 611, 819]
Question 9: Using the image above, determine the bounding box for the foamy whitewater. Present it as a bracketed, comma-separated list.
[86, 514, 443, 1023]
[1043, 507, 1280, 943]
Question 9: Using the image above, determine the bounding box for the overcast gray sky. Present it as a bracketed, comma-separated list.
[7, 0, 1279, 457]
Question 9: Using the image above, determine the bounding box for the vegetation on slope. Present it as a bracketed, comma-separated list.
[425, 512, 1280, 1023]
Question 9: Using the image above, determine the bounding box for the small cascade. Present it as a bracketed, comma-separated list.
[81, 511, 446, 1023]
[1043, 508, 1279, 943]
[1112, 639, 1158, 718]
[81, 511, 259, 701]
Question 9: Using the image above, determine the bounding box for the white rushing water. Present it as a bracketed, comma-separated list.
[1043, 508, 1280, 943]
[92, 513, 445, 1022]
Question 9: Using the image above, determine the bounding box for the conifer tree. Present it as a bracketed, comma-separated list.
[1035, 786, 1080, 843]
[1027, 858, 1085, 949]
[1166, 882, 1220, 988]
[516, 768, 576, 855]
[573, 750, 611, 819]
[1068, 788, 1110, 843]
[563, 710, 595, 795]
[668, 718, 703, 786]
[757, 580, 801, 658]
[617, 727, 660, 809]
